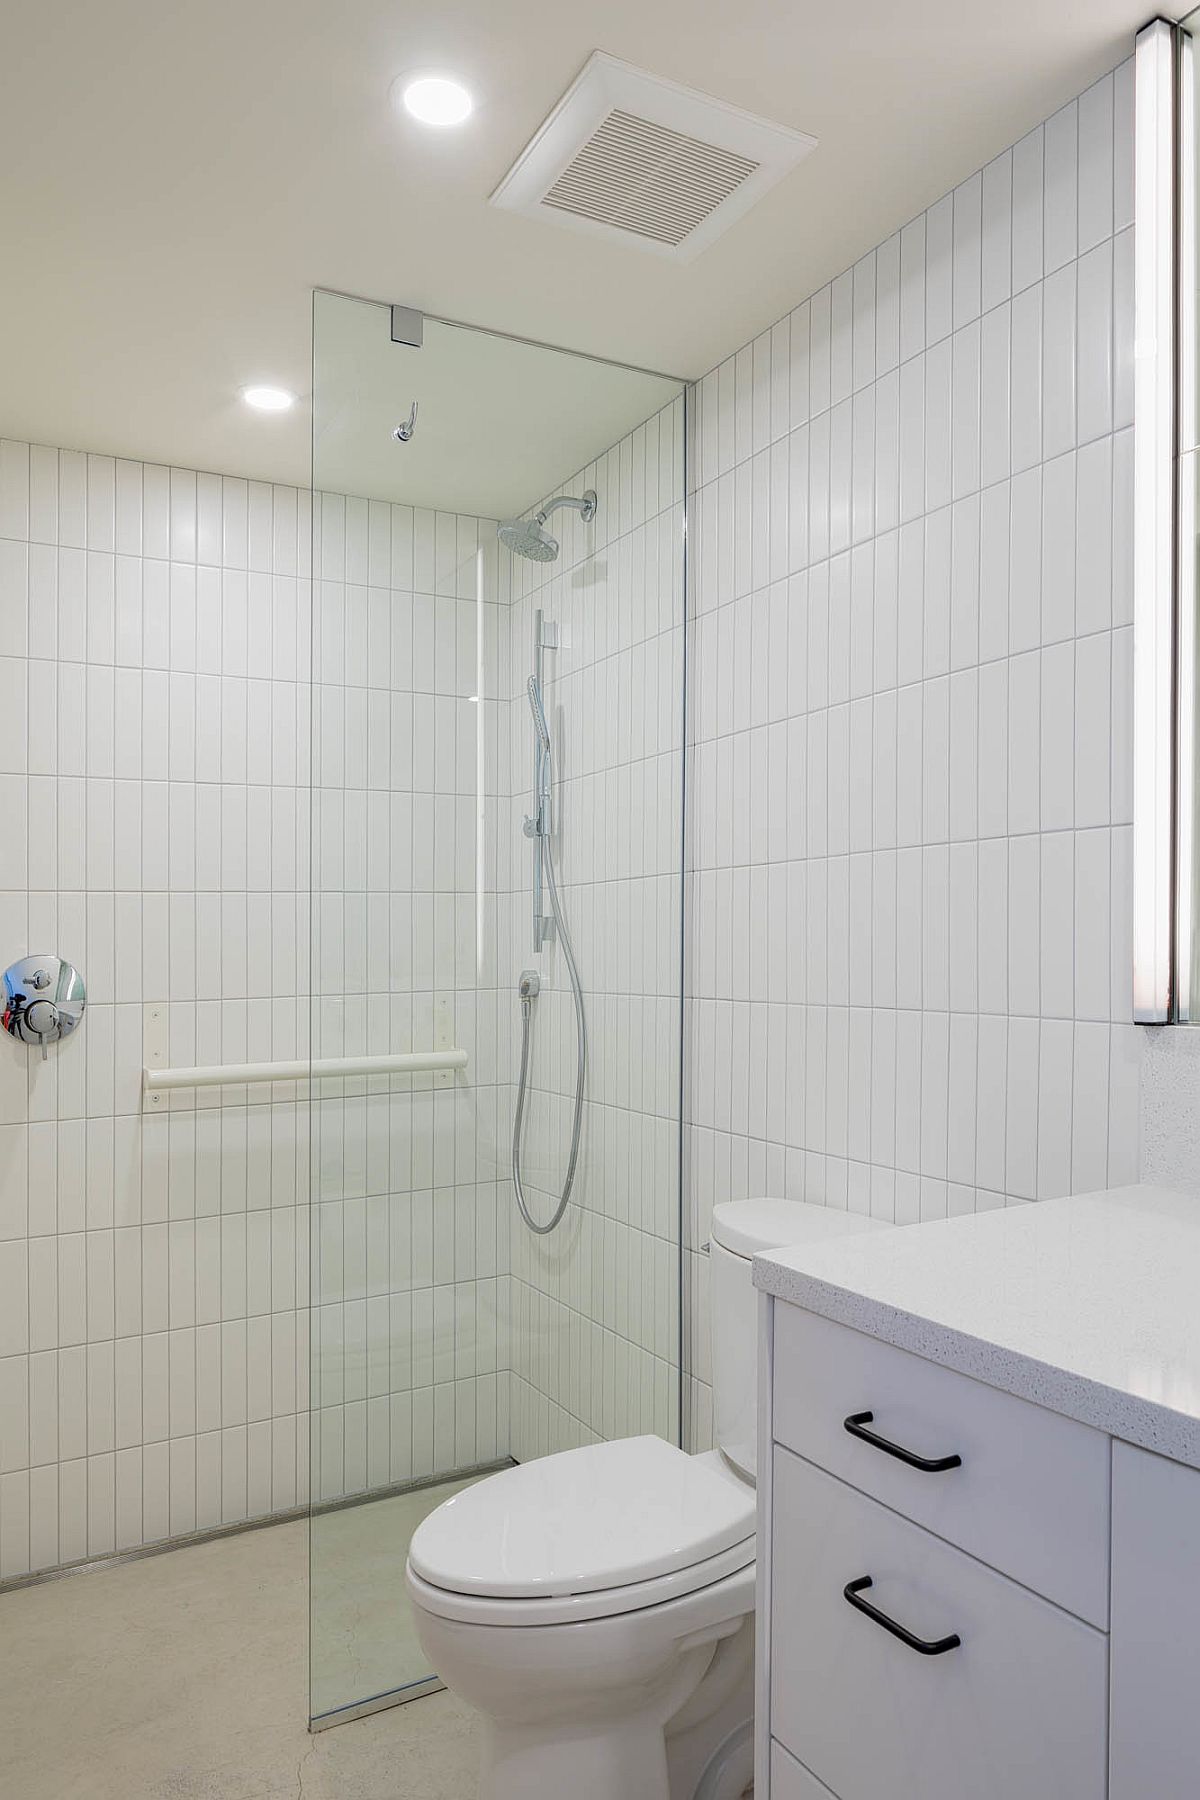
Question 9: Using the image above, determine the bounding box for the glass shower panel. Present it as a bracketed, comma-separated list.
[308, 288, 685, 1727]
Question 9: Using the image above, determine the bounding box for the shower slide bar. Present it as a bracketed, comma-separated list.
[142, 1049, 468, 1094]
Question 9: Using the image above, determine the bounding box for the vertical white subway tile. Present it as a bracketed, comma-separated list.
[1011, 126, 1045, 294]
[1005, 1016, 1040, 1199]
[1074, 631, 1111, 829]
[1043, 101, 1079, 274]
[876, 233, 901, 377]
[1040, 639, 1076, 832]
[899, 216, 926, 362]
[1008, 467, 1042, 655]
[789, 301, 811, 428]
[1008, 833, 1041, 1018]
[29, 446, 59, 545]
[770, 315, 791, 443]
[925, 195, 955, 347]
[951, 322, 980, 500]
[1077, 75, 1114, 254]
[1113, 58, 1134, 234]
[114, 460, 143, 556]
[952, 172, 982, 328]
[979, 303, 1011, 488]
[831, 271, 854, 405]
[1007, 649, 1040, 834]
[86, 456, 115, 553]
[1076, 238, 1113, 446]
[853, 253, 876, 392]
[978, 658, 1008, 839]
[809, 286, 832, 416]
[976, 1016, 1008, 1192]
[924, 339, 952, 513]
[1009, 285, 1042, 473]
[59, 451, 87, 549]
[1075, 436, 1113, 635]
[143, 466, 170, 560]
[977, 837, 1009, 1017]
[1040, 451, 1076, 645]
[1041, 263, 1077, 459]
[898, 355, 925, 525]
[874, 371, 899, 535]
[1112, 228, 1134, 433]
[978, 480, 1010, 664]
[1074, 829, 1111, 1021]
[1039, 830, 1075, 1018]
[1037, 1018, 1074, 1197]
[981, 150, 1013, 313]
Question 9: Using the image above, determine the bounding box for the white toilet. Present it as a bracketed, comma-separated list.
[405, 1198, 887, 1800]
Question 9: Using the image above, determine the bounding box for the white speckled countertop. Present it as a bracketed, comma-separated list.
[753, 1184, 1200, 1467]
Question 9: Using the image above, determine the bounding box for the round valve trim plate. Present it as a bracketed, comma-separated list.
[2, 955, 86, 1055]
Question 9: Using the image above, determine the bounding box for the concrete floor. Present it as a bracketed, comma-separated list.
[312, 1474, 480, 1720]
[0, 1510, 481, 1800]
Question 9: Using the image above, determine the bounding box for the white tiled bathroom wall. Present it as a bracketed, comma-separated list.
[1, 48, 1172, 1561]
[306, 496, 512, 1504]
[683, 61, 1142, 1445]
[500, 397, 687, 1461]
[0, 447, 511, 1576]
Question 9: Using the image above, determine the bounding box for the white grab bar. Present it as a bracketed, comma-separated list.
[142, 1049, 468, 1093]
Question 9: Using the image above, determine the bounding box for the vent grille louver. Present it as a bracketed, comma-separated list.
[489, 53, 817, 262]
[540, 109, 761, 247]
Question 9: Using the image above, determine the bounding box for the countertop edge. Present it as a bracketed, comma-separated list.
[753, 1259, 1200, 1470]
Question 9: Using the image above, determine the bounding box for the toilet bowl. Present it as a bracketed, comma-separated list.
[405, 1198, 888, 1799]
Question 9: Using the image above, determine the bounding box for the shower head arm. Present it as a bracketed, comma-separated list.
[536, 488, 597, 526]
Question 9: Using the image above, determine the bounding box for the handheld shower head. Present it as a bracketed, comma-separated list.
[527, 675, 551, 754]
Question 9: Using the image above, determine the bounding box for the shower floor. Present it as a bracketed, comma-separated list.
[0, 1480, 482, 1800]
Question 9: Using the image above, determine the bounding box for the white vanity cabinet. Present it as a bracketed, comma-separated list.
[1109, 1442, 1200, 1796]
[758, 1296, 1200, 1800]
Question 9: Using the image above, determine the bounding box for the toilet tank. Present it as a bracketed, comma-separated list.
[709, 1199, 890, 1481]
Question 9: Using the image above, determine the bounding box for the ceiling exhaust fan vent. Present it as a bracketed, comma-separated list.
[491, 53, 816, 263]
[541, 109, 760, 248]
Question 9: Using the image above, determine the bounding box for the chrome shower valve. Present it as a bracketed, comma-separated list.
[2, 954, 86, 1060]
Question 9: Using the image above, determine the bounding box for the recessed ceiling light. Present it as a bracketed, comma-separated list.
[399, 74, 473, 129]
[241, 384, 295, 413]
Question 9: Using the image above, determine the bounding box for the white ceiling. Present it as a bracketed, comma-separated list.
[0, 0, 1165, 493]
[313, 292, 681, 516]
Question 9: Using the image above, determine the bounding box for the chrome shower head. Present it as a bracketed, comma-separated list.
[499, 517, 559, 563]
[497, 488, 598, 564]
[527, 675, 551, 753]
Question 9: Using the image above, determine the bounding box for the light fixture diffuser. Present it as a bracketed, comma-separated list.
[241, 384, 295, 412]
[400, 74, 473, 129]
[1133, 19, 1177, 1023]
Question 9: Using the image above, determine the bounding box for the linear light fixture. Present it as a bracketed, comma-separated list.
[1133, 18, 1177, 1022]
[1178, 28, 1198, 1018]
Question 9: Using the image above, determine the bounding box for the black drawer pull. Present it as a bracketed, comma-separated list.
[844, 1411, 962, 1472]
[843, 1576, 962, 1656]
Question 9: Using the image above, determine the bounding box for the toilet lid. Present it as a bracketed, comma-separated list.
[408, 1436, 755, 1599]
[711, 1197, 891, 1259]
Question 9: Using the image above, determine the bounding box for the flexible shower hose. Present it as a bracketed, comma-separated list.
[511, 825, 587, 1234]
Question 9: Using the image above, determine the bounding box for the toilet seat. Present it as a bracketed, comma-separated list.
[408, 1538, 755, 1627]
[407, 1437, 755, 1627]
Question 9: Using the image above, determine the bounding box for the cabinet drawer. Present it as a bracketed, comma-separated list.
[770, 1447, 1108, 1800]
[772, 1304, 1109, 1624]
[771, 1741, 837, 1798]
